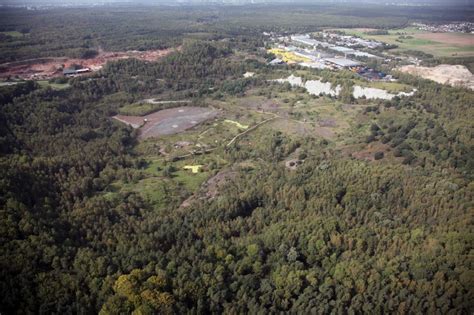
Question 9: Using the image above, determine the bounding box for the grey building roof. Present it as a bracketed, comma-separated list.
[324, 58, 361, 67]
[63, 68, 77, 75]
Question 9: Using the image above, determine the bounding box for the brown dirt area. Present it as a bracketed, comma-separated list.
[0, 48, 177, 80]
[237, 97, 281, 113]
[180, 169, 238, 208]
[113, 106, 219, 139]
[397, 64, 474, 90]
[347, 142, 391, 162]
[416, 33, 474, 47]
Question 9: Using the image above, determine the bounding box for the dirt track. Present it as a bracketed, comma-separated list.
[113, 106, 218, 139]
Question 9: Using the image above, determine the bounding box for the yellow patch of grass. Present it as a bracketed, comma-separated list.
[224, 119, 249, 129]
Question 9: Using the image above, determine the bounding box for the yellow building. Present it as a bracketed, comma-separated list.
[268, 48, 311, 64]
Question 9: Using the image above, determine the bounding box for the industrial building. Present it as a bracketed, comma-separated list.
[299, 62, 328, 69]
[324, 58, 361, 68]
[63, 67, 91, 76]
[291, 35, 331, 48]
[292, 34, 382, 60]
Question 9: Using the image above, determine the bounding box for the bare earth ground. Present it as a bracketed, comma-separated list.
[340, 142, 395, 163]
[397, 64, 474, 90]
[180, 169, 238, 208]
[113, 106, 218, 139]
[350, 143, 391, 162]
[237, 98, 281, 113]
[0, 48, 176, 80]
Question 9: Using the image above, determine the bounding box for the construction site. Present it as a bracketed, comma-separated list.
[0, 48, 176, 81]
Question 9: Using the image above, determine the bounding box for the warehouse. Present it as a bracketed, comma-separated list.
[324, 58, 361, 68]
[63, 67, 91, 76]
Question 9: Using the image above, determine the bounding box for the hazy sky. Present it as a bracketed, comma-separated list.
[0, 0, 469, 5]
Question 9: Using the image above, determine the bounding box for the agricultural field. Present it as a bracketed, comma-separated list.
[333, 27, 474, 57]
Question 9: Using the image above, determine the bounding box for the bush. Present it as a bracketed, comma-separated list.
[370, 124, 380, 132]
[163, 165, 176, 177]
[80, 49, 99, 59]
[374, 152, 384, 160]
[366, 135, 376, 143]
[298, 152, 307, 160]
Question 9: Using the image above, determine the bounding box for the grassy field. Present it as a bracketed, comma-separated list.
[1, 31, 23, 38]
[332, 27, 474, 58]
[144, 158, 210, 192]
[37, 80, 70, 90]
[119, 102, 160, 116]
[359, 80, 413, 93]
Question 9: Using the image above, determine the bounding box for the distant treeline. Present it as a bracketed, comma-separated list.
[0, 4, 473, 63]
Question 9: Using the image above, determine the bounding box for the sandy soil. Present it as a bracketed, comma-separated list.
[416, 33, 474, 47]
[113, 106, 218, 139]
[0, 48, 176, 80]
[397, 64, 474, 90]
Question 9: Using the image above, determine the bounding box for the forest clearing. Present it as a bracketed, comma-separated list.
[113, 106, 219, 139]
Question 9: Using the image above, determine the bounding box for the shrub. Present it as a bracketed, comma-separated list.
[374, 152, 384, 160]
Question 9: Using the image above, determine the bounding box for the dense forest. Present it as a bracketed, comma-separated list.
[1, 4, 474, 315]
